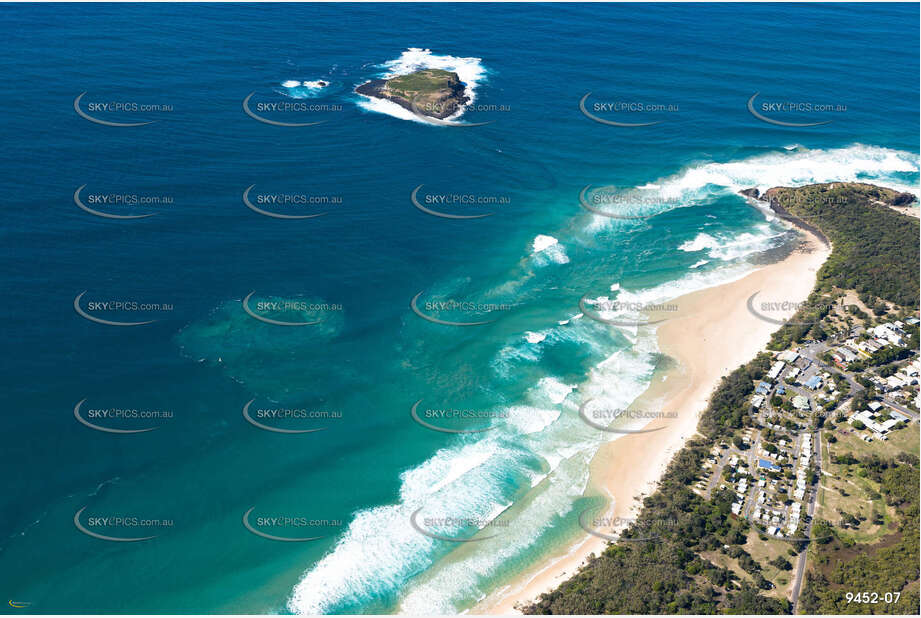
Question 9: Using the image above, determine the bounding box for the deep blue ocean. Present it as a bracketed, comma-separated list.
[0, 2, 918, 614]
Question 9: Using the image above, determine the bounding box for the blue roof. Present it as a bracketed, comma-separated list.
[758, 459, 780, 470]
[776, 385, 786, 395]
[804, 376, 822, 388]
[756, 382, 771, 395]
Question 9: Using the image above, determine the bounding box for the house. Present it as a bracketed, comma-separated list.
[751, 394, 765, 409]
[873, 323, 904, 346]
[850, 410, 900, 436]
[886, 375, 906, 391]
[779, 350, 800, 363]
[831, 347, 858, 367]
[792, 395, 810, 411]
[804, 375, 823, 390]
[768, 361, 786, 381]
[756, 382, 772, 395]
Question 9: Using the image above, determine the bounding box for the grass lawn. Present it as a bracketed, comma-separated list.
[745, 530, 797, 600]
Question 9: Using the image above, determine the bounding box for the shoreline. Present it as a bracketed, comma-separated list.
[475, 228, 831, 615]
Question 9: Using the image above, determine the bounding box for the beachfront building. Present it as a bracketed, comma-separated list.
[779, 350, 800, 363]
[767, 361, 786, 381]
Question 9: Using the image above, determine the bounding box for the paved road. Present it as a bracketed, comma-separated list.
[801, 342, 918, 421]
[791, 429, 822, 613]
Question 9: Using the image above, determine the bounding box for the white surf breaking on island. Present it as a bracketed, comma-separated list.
[354, 48, 487, 124]
[279, 79, 329, 98]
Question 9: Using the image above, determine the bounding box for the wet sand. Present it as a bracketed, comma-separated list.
[475, 229, 830, 614]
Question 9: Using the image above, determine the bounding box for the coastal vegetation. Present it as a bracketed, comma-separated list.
[524, 357, 789, 614]
[765, 183, 919, 308]
[355, 68, 469, 120]
[524, 183, 920, 615]
[798, 454, 919, 614]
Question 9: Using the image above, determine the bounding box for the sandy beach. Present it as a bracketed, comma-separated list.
[475, 228, 831, 615]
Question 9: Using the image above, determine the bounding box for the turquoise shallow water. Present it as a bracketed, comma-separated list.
[0, 2, 918, 614]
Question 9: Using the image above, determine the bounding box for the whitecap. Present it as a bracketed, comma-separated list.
[355, 48, 486, 123]
[525, 331, 546, 344]
[530, 234, 569, 265]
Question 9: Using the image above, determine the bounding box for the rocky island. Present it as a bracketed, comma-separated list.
[355, 68, 470, 120]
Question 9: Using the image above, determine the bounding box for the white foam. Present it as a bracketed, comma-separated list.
[287, 440, 512, 614]
[678, 224, 786, 261]
[530, 234, 569, 265]
[379, 48, 486, 105]
[397, 345, 658, 614]
[655, 144, 919, 200]
[506, 405, 561, 435]
[690, 259, 710, 269]
[288, 143, 921, 615]
[281, 80, 302, 88]
[524, 331, 546, 344]
[532, 234, 558, 253]
[582, 144, 919, 232]
[537, 376, 575, 405]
